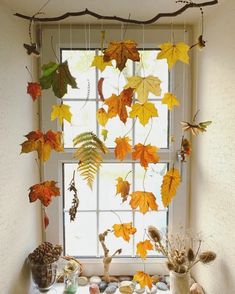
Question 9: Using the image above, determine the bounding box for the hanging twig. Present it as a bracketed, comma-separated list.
[68, 170, 79, 221]
[15, 1, 218, 24]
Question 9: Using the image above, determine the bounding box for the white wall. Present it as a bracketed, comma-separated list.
[190, 0, 235, 293]
[0, 3, 42, 293]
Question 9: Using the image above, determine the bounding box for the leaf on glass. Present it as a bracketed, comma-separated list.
[130, 191, 158, 214]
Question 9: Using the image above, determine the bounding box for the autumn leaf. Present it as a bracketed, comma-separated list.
[129, 102, 158, 126]
[181, 121, 212, 136]
[162, 92, 180, 110]
[112, 222, 137, 242]
[105, 88, 133, 123]
[157, 42, 190, 69]
[91, 55, 113, 72]
[130, 191, 158, 214]
[161, 167, 181, 207]
[96, 108, 109, 127]
[116, 177, 131, 202]
[124, 75, 161, 103]
[103, 40, 140, 71]
[114, 136, 132, 161]
[98, 77, 105, 101]
[51, 104, 72, 125]
[133, 271, 153, 289]
[132, 143, 159, 169]
[44, 210, 49, 229]
[136, 240, 153, 259]
[101, 129, 108, 141]
[27, 82, 41, 101]
[21, 130, 63, 161]
[29, 180, 60, 207]
[39, 60, 77, 98]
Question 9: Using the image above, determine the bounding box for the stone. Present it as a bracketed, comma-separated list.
[119, 281, 135, 294]
[134, 284, 145, 294]
[90, 276, 102, 285]
[108, 282, 119, 288]
[165, 276, 170, 285]
[90, 284, 100, 294]
[119, 276, 132, 282]
[99, 281, 108, 292]
[77, 276, 89, 286]
[190, 277, 196, 287]
[190, 283, 205, 294]
[156, 282, 168, 291]
[106, 285, 117, 294]
[146, 285, 157, 294]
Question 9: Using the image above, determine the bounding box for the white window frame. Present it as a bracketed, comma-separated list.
[39, 25, 191, 275]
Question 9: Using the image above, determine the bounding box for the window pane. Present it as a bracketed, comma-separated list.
[63, 101, 97, 148]
[135, 163, 168, 210]
[135, 50, 169, 99]
[63, 163, 97, 211]
[134, 102, 168, 148]
[64, 212, 97, 256]
[62, 50, 96, 98]
[134, 211, 168, 256]
[99, 212, 134, 256]
[99, 163, 133, 210]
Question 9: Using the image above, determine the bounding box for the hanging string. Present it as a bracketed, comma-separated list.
[69, 21, 73, 51]
[120, 23, 124, 40]
[141, 24, 146, 76]
[58, 21, 61, 62]
[182, 19, 186, 125]
[88, 23, 91, 52]
[170, 18, 175, 44]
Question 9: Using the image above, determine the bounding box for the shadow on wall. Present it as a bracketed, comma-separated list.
[8, 259, 31, 294]
[218, 260, 235, 294]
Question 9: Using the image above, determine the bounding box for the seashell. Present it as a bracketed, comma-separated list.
[190, 283, 205, 294]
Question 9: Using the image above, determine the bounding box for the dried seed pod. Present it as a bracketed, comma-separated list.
[199, 251, 216, 264]
[187, 248, 195, 262]
[148, 226, 161, 243]
[166, 261, 175, 271]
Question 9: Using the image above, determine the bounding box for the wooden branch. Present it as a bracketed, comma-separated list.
[14, 0, 218, 25]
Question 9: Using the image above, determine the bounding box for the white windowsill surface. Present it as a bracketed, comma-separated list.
[41, 284, 170, 294]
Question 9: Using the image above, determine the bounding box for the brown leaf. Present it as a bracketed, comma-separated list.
[132, 143, 160, 169]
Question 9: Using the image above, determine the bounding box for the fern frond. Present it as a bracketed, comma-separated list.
[73, 132, 108, 189]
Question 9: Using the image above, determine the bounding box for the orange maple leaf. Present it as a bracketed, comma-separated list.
[114, 136, 132, 161]
[105, 88, 133, 123]
[112, 222, 137, 242]
[116, 177, 131, 202]
[133, 271, 153, 289]
[132, 143, 160, 169]
[103, 40, 140, 71]
[130, 191, 158, 214]
[21, 130, 63, 161]
[27, 82, 42, 101]
[29, 181, 60, 207]
[136, 240, 153, 259]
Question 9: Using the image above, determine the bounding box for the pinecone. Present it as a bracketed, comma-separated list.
[28, 242, 62, 264]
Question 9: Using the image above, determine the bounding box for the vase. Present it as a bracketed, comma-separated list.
[170, 271, 190, 294]
[30, 261, 58, 292]
[64, 271, 78, 293]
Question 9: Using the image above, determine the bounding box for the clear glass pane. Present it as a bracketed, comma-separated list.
[134, 163, 168, 210]
[63, 163, 97, 211]
[62, 50, 96, 98]
[134, 101, 168, 148]
[135, 50, 169, 99]
[134, 211, 168, 257]
[99, 212, 134, 256]
[99, 60, 133, 98]
[99, 163, 133, 210]
[63, 101, 97, 148]
[64, 212, 97, 256]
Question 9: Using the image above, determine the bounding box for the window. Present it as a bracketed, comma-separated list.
[41, 26, 190, 272]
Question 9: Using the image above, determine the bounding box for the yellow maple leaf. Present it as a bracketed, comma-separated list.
[91, 55, 113, 72]
[51, 104, 72, 125]
[130, 191, 158, 214]
[101, 128, 108, 141]
[132, 143, 160, 169]
[96, 108, 109, 127]
[161, 167, 181, 207]
[157, 42, 190, 69]
[115, 136, 132, 161]
[133, 271, 153, 289]
[162, 92, 180, 110]
[103, 40, 140, 71]
[124, 75, 161, 103]
[129, 102, 158, 126]
[136, 240, 153, 259]
[112, 222, 137, 242]
[116, 177, 131, 202]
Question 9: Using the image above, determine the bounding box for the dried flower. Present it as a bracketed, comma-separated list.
[187, 248, 195, 262]
[166, 261, 174, 271]
[199, 251, 216, 264]
[148, 226, 161, 243]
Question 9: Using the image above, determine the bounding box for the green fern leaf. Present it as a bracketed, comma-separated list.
[73, 132, 108, 189]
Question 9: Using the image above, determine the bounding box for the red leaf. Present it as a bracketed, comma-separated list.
[27, 82, 41, 101]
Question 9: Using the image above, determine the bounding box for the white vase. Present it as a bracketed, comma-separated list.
[170, 271, 190, 294]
